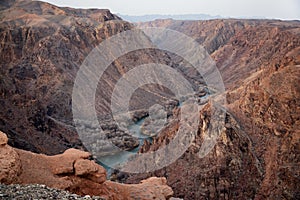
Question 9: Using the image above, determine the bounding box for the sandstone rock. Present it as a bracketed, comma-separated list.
[50, 148, 91, 175]
[102, 177, 173, 200]
[0, 131, 8, 145]
[0, 132, 21, 184]
[0, 131, 173, 199]
[74, 159, 106, 184]
[74, 159, 98, 176]
[141, 177, 173, 198]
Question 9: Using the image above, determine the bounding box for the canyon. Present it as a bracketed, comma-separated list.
[122, 19, 300, 199]
[0, 0, 299, 199]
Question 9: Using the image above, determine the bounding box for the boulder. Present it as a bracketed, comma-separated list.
[0, 131, 8, 145]
[74, 159, 106, 184]
[50, 148, 91, 175]
[0, 131, 22, 184]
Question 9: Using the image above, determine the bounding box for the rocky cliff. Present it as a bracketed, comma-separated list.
[0, 0, 127, 154]
[0, 0, 205, 156]
[117, 19, 300, 199]
[0, 0, 183, 155]
[138, 19, 300, 88]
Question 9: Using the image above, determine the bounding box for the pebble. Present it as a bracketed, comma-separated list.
[0, 184, 104, 200]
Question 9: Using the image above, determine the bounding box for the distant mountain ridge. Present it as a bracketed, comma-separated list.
[118, 13, 222, 22]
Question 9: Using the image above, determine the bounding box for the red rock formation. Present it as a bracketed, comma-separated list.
[138, 19, 300, 89]
[123, 103, 263, 199]
[0, 0, 131, 154]
[120, 20, 300, 199]
[1, 1, 299, 199]
[0, 0, 185, 155]
[227, 65, 300, 199]
[0, 131, 173, 199]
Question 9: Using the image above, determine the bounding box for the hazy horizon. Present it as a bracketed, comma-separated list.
[41, 0, 300, 20]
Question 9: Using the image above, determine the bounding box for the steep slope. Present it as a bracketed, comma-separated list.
[138, 19, 300, 88]
[0, 1, 206, 155]
[123, 66, 300, 199]
[0, 0, 130, 154]
[227, 65, 300, 199]
[119, 19, 300, 199]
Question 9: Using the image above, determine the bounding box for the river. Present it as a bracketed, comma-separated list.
[98, 117, 151, 176]
[99, 91, 210, 177]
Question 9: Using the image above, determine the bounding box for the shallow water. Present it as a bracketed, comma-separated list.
[99, 91, 210, 176]
[98, 117, 151, 176]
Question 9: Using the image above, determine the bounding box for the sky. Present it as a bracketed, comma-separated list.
[41, 0, 300, 20]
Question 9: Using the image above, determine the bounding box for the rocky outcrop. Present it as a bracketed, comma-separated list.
[0, 131, 173, 199]
[102, 178, 173, 200]
[0, 131, 22, 184]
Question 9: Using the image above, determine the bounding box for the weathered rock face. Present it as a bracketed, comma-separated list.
[0, 0, 129, 154]
[122, 104, 264, 199]
[124, 80, 300, 199]
[118, 20, 300, 199]
[0, 0, 176, 155]
[138, 19, 300, 89]
[227, 65, 300, 199]
[0, 0, 202, 156]
[0, 131, 174, 199]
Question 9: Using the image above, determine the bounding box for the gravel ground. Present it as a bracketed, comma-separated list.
[0, 184, 104, 200]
